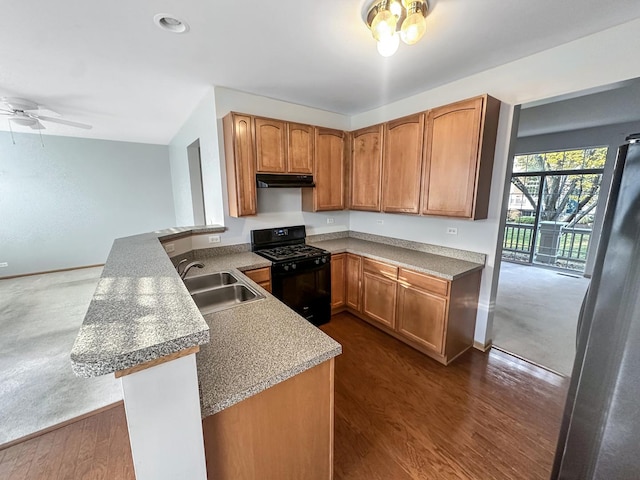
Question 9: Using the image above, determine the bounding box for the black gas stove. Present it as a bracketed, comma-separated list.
[251, 226, 331, 326]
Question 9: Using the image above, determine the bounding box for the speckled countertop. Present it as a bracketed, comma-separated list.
[71, 226, 480, 417]
[70, 231, 211, 378]
[308, 237, 483, 280]
[70, 229, 342, 419]
[188, 256, 341, 416]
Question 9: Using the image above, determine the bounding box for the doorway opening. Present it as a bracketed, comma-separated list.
[502, 147, 607, 273]
[187, 139, 206, 225]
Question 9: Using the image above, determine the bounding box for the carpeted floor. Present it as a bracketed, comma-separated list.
[493, 262, 591, 376]
[0, 267, 122, 446]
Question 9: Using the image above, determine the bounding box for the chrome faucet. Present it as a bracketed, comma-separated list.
[176, 259, 188, 276]
[180, 261, 204, 279]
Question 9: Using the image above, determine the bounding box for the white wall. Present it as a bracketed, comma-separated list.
[348, 18, 640, 346]
[169, 88, 224, 226]
[0, 131, 175, 277]
[212, 87, 351, 245]
[514, 120, 640, 275]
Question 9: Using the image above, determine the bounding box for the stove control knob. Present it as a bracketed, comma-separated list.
[292, 263, 297, 270]
[322, 257, 327, 263]
[315, 258, 320, 265]
[284, 265, 290, 271]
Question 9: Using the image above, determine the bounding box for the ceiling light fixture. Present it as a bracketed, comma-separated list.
[364, 0, 428, 57]
[153, 14, 190, 34]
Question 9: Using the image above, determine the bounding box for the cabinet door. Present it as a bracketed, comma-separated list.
[362, 272, 397, 329]
[223, 113, 256, 217]
[255, 117, 287, 173]
[422, 97, 483, 218]
[397, 284, 447, 353]
[244, 267, 271, 293]
[382, 113, 425, 214]
[350, 125, 383, 211]
[331, 253, 346, 311]
[303, 128, 345, 211]
[287, 123, 314, 174]
[345, 254, 362, 311]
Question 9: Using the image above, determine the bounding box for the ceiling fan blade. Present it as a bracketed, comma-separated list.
[35, 115, 93, 130]
[29, 120, 46, 130]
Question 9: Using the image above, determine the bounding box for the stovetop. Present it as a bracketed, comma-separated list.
[255, 244, 328, 263]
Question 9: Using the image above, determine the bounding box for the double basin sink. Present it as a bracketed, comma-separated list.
[183, 271, 265, 315]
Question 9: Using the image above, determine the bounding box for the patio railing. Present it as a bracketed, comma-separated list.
[503, 223, 593, 270]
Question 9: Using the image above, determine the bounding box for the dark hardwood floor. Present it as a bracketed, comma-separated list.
[321, 313, 569, 480]
[0, 403, 134, 480]
[0, 312, 568, 480]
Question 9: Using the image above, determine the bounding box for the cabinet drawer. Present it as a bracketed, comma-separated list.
[244, 267, 271, 284]
[363, 258, 398, 280]
[398, 268, 449, 297]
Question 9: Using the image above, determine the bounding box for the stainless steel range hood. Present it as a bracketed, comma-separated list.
[256, 174, 315, 188]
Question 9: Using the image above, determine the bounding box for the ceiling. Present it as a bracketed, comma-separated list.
[2, 0, 640, 145]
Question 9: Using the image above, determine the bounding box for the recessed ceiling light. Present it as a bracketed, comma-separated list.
[153, 13, 190, 34]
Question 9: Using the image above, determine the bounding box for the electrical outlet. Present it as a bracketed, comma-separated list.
[209, 235, 221, 244]
[0, 262, 7, 268]
[376, 219, 384, 225]
[447, 227, 458, 235]
[326, 218, 334, 224]
[164, 243, 175, 253]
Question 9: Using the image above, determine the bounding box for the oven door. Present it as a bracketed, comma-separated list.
[271, 259, 331, 326]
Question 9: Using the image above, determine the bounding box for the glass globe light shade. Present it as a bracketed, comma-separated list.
[371, 9, 398, 42]
[389, 0, 403, 17]
[401, 9, 426, 45]
[377, 32, 400, 57]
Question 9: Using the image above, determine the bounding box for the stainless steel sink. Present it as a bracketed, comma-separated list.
[190, 283, 264, 315]
[183, 271, 238, 293]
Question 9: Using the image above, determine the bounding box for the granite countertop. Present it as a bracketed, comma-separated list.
[190, 257, 341, 416]
[70, 226, 479, 417]
[70, 229, 342, 418]
[309, 237, 483, 280]
[70, 232, 211, 378]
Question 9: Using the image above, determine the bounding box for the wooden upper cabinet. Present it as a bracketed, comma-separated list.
[422, 95, 500, 219]
[223, 113, 257, 217]
[350, 125, 383, 211]
[382, 113, 425, 214]
[287, 123, 314, 174]
[302, 127, 345, 212]
[255, 117, 287, 173]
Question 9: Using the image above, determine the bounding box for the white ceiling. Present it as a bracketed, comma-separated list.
[2, 0, 640, 145]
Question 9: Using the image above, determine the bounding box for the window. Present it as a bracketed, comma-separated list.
[503, 147, 607, 272]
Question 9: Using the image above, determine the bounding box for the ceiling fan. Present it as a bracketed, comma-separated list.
[0, 97, 92, 130]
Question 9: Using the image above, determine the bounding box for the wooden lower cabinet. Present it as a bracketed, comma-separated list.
[345, 254, 362, 311]
[396, 282, 447, 354]
[202, 359, 334, 480]
[331, 253, 346, 313]
[362, 272, 397, 329]
[243, 267, 272, 293]
[341, 254, 482, 365]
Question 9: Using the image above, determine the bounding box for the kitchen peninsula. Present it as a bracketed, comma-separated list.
[70, 225, 342, 480]
[70, 226, 484, 480]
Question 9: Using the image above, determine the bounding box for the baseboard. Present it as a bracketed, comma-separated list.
[0, 263, 105, 280]
[0, 400, 123, 451]
[473, 340, 493, 352]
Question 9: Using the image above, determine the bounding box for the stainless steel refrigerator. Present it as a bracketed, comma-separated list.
[551, 134, 640, 479]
